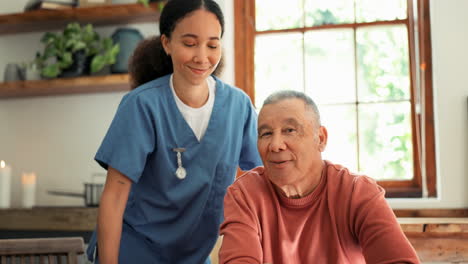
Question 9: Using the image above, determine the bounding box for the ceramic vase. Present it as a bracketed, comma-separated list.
[4, 63, 22, 82]
[111, 28, 144, 73]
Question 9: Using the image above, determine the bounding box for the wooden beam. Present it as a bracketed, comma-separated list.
[234, 0, 255, 103]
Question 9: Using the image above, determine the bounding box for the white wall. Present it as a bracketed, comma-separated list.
[0, 0, 467, 208]
[388, 0, 468, 208]
[216, 0, 235, 85]
[0, 1, 159, 207]
[1, 94, 124, 206]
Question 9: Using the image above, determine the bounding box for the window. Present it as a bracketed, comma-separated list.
[234, 0, 436, 197]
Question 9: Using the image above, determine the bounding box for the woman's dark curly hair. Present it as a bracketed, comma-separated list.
[128, 0, 225, 89]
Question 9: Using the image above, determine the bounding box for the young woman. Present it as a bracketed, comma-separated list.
[86, 0, 262, 263]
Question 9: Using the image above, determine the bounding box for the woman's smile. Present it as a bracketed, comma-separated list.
[189, 66, 209, 75]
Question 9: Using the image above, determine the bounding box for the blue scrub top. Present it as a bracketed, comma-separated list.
[87, 74, 262, 263]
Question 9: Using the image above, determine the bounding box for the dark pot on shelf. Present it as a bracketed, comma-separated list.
[111, 28, 144, 73]
[59, 50, 92, 78]
[90, 65, 111, 76]
[47, 173, 105, 207]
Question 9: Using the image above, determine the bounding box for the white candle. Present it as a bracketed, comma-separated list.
[0, 160, 12, 208]
[21, 172, 37, 208]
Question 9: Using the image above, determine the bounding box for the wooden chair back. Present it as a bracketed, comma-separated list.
[0, 237, 85, 264]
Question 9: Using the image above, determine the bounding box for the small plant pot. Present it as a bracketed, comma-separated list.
[21, 65, 42, 81]
[60, 51, 92, 78]
[25, 69, 42, 81]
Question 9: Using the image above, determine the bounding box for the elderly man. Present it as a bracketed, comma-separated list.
[219, 91, 419, 264]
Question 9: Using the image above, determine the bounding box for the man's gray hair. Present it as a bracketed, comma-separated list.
[262, 90, 321, 126]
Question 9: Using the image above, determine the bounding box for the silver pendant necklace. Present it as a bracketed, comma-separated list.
[172, 148, 187, 179]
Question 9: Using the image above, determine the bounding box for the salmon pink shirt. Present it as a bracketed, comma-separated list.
[219, 160, 419, 264]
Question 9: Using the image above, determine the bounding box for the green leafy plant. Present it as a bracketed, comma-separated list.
[137, 0, 149, 7]
[137, 0, 165, 10]
[37, 23, 120, 78]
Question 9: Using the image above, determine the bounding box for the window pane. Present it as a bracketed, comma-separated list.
[305, 0, 354, 26]
[320, 104, 358, 172]
[255, 33, 304, 107]
[304, 29, 355, 104]
[355, 0, 407, 23]
[358, 102, 413, 180]
[356, 25, 410, 102]
[256, 0, 304, 31]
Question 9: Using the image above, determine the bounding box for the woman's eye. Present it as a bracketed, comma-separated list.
[208, 45, 218, 49]
[184, 43, 195, 47]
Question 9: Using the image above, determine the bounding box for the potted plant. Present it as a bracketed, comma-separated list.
[112, 0, 164, 9]
[137, 0, 165, 9]
[37, 22, 120, 78]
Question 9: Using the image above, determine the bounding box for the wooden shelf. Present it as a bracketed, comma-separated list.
[0, 74, 130, 98]
[0, 3, 161, 35]
[0, 3, 156, 97]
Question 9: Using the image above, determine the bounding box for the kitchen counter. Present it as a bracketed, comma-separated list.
[1, 208, 467, 262]
[0, 207, 97, 242]
[0, 207, 97, 231]
[2, 207, 467, 232]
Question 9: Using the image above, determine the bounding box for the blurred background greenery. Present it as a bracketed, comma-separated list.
[253, 0, 412, 180]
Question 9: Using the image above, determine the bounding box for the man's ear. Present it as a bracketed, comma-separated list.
[161, 34, 170, 56]
[318, 126, 328, 152]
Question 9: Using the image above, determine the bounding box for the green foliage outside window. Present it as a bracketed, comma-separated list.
[254, 0, 414, 180]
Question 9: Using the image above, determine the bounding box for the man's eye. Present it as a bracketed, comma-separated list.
[285, 128, 296, 133]
[260, 132, 272, 137]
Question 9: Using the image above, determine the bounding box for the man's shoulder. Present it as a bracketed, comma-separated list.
[229, 166, 270, 194]
[325, 161, 382, 195]
[226, 167, 276, 212]
[325, 161, 385, 221]
[233, 166, 267, 185]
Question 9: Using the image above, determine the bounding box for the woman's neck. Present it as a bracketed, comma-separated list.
[172, 74, 209, 108]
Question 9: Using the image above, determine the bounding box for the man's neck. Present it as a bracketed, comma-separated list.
[274, 161, 325, 199]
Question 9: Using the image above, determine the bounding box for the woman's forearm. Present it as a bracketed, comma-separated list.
[97, 167, 132, 264]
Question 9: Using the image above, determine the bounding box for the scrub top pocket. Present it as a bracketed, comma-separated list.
[182, 163, 236, 257]
[205, 163, 236, 215]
